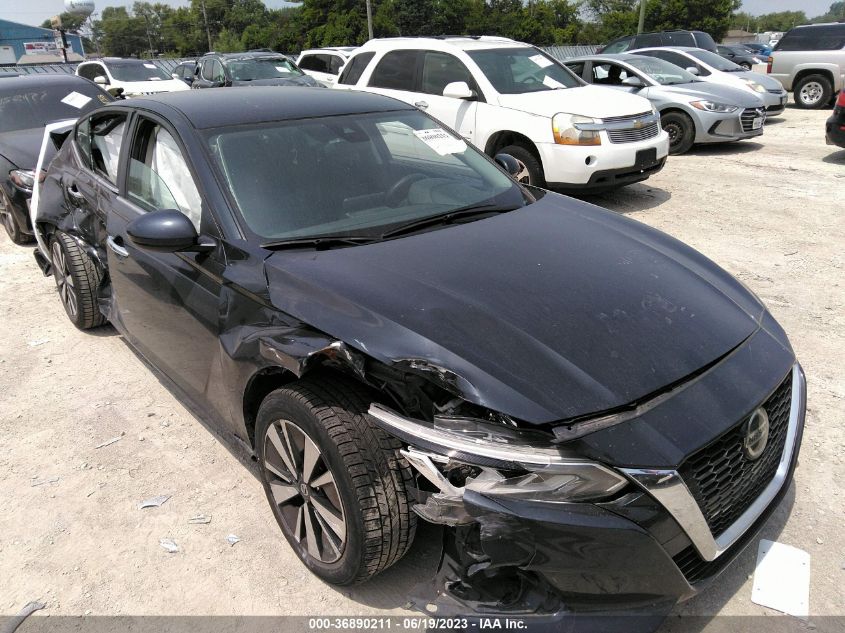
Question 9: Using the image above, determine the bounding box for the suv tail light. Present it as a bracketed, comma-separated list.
[766, 56, 773, 73]
[837, 90, 845, 108]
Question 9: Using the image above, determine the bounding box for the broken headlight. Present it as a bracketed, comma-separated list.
[369, 404, 627, 502]
[9, 169, 45, 193]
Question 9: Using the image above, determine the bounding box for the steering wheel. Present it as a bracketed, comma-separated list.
[385, 174, 426, 208]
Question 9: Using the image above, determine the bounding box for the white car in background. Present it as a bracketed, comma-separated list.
[76, 58, 189, 97]
[296, 47, 356, 86]
[631, 47, 788, 116]
[334, 36, 669, 191]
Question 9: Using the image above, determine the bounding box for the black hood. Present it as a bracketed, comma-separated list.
[231, 77, 319, 87]
[264, 193, 764, 424]
[0, 128, 43, 169]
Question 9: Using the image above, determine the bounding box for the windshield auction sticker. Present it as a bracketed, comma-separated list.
[413, 128, 467, 155]
[60, 91, 92, 109]
[542, 75, 565, 89]
[528, 54, 554, 68]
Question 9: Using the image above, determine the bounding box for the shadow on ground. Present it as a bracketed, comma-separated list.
[822, 149, 845, 165]
[686, 141, 763, 157]
[575, 182, 671, 214]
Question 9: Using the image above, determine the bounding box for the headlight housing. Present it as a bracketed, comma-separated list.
[370, 404, 628, 502]
[690, 100, 739, 113]
[9, 169, 45, 193]
[552, 113, 601, 146]
[743, 79, 767, 93]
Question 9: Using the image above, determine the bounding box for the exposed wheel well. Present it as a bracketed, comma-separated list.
[793, 69, 834, 90]
[242, 366, 298, 449]
[484, 131, 541, 161]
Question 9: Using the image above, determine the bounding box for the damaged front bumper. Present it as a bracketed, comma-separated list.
[368, 363, 806, 628]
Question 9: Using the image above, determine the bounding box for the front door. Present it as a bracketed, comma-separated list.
[104, 114, 225, 403]
[416, 51, 479, 140]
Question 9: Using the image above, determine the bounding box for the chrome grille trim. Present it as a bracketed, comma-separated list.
[620, 363, 804, 562]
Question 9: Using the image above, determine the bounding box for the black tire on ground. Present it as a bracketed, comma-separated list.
[498, 143, 546, 187]
[740, 62, 752, 70]
[794, 74, 833, 109]
[1, 192, 34, 245]
[661, 111, 696, 155]
[50, 231, 106, 330]
[256, 376, 417, 585]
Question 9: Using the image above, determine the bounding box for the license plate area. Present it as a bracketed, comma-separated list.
[635, 148, 658, 169]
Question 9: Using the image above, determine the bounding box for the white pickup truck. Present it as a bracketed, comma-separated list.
[334, 36, 669, 191]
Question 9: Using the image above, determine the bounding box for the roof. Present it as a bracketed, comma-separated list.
[123, 86, 415, 129]
[201, 51, 288, 61]
[565, 53, 644, 63]
[360, 36, 528, 52]
[0, 73, 92, 94]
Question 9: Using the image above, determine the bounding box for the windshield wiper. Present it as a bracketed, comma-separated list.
[261, 235, 379, 250]
[379, 203, 521, 240]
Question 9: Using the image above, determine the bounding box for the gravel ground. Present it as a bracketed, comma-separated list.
[0, 105, 842, 629]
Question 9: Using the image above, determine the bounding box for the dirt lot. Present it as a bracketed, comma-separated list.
[1, 106, 843, 629]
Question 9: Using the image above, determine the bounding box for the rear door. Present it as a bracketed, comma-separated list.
[104, 113, 225, 403]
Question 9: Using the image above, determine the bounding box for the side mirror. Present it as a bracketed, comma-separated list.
[686, 67, 700, 76]
[171, 72, 181, 80]
[494, 153, 520, 176]
[442, 81, 476, 100]
[94, 75, 109, 85]
[621, 75, 644, 87]
[126, 209, 211, 252]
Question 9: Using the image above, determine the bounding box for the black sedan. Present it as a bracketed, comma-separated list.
[716, 44, 764, 70]
[0, 74, 112, 244]
[35, 88, 805, 627]
[826, 88, 845, 148]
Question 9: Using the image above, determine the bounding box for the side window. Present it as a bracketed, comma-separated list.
[368, 50, 419, 91]
[592, 63, 629, 85]
[421, 51, 476, 96]
[78, 64, 101, 81]
[212, 60, 225, 83]
[602, 37, 632, 54]
[86, 114, 126, 184]
[564, 62, 585, 79]
[127, 119, 203, 230]
[201, 59, 217, 81]
[75, 117, 93, 168]
[662, 32, 694, 47]
[637, 33, 663, 48]
[300, 54, 328, 73]
[338, 52, 375, 85]
[329, 55, 344, 75]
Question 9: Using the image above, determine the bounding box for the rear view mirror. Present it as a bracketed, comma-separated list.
[94, 75, 108, 85]
[443, 81, 476, 100]
[622, 75, 644, 87]
[686, 67, 700, 76]
[494, 153, 520, 176]
[126, 209, 211, 252]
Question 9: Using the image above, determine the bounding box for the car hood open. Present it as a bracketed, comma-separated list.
[495, 84, 654, 119]
[263, 194, 763, 424]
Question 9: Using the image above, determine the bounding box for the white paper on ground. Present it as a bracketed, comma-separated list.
[751, 539, 810, 619]
[413, 128, 467, 155]
[528, 53, 553, 68]
[60, 91, 92, 109]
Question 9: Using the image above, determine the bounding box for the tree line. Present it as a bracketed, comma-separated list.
[42, 0, 843, 59]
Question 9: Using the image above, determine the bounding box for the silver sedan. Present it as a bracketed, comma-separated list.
[565, 54, 767, 154]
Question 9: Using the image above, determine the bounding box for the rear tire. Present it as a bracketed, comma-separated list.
[740, 62, 752, 70]
[661, 111, 695, 155]
[794, 74, 832, 109]
[256, 376, 416, 585]
[0, 191, 33, 245]
[50, 231, 106, 330]
[499, 144, 546, 188]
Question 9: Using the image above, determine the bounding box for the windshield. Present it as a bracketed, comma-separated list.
[226, 57, 303, 81]
[205, 110, 523, 241]
[687, 49, 744, 72]
[626, 57, 698, 85]
[0, 84, 112, 133]
[108, 62, 170, 82]
[467, 47, 580, 94]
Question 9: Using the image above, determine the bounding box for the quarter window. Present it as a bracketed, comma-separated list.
[368, 50, 419, 91]
[128, 119, 203, 230]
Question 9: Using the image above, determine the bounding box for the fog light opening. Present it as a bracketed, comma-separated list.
[585, 155, 597, 166]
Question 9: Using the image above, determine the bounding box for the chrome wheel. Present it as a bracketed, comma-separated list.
[51, 240, 77, 318]
[263, 419, 346, 564]
[513, 158, 531, 184]
[799, 81, 824, 106]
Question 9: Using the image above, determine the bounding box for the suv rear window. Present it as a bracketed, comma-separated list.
[775, 25, 845, 51]
[338, 52, 374, 85]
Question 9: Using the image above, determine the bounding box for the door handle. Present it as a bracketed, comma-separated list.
[106, 235, 129, 258]
[414, 100, 429, 110]
[66, 183, 85, 201]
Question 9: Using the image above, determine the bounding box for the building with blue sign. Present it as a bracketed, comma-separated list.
[0, 18, 85, 65]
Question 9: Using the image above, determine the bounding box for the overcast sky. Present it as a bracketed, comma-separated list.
[0, 0, 837, 28]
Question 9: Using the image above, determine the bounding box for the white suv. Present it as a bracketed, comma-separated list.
[76, 58, 189, 98]
[296, 47, 356, 87]
[334, 36, 669, 190]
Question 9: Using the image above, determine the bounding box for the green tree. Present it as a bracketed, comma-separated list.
[646, 0, 741, 41]
[40, 12, 88, 33]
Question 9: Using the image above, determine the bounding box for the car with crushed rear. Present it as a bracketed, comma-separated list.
[33, 87, 805, 629]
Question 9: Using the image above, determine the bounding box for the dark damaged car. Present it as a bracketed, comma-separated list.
[0, 74, 112, 244]
[34, 88, 805, 629]
[191, 51, 321, 89]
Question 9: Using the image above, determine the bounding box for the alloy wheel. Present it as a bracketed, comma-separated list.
[51, 240, 77, 318]
[799, 81, 823, 106]
[512, 158, 531, 185]
[262, 419, 347, 564]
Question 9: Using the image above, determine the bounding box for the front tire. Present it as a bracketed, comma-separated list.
[50, 231, 106, 329]
[256, 377, 416, 585]
[661, 111, 695, 155]
[498, 144, 545, 187]
[794, 74, 832, 109]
